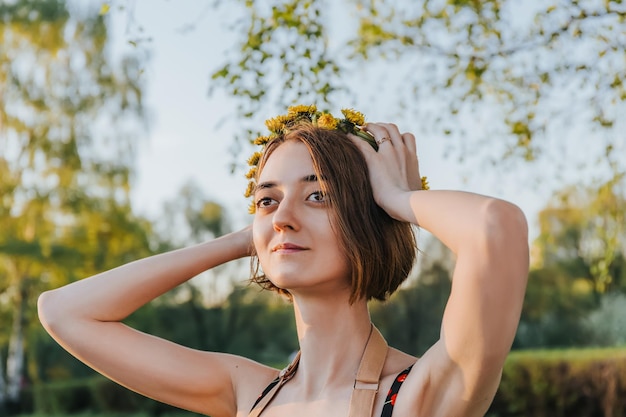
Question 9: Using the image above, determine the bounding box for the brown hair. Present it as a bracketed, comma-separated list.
[250, 123, 417, 303]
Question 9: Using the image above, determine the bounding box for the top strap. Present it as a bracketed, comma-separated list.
[348, 325, 388, 417]
[248, 324, 388, 417]
[248, 351, 300, 417]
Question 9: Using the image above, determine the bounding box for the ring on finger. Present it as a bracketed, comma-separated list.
[376, 136, 391, 146]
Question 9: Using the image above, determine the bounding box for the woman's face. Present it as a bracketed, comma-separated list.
[252, 140, 351, 297]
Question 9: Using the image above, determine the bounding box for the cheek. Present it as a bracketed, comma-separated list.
[329, 227, 352, 274]
[251, 220, 269, 272]
[252, 218, 264, 250]
[252, 216, 273, 260]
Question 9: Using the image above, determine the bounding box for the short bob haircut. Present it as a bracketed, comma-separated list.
[250, 123, 417, 303]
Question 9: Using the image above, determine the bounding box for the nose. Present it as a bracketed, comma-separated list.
[272, 195, 300, 232]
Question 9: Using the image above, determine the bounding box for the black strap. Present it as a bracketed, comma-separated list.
[248, 351, 300, 417]
[380, 365, 414, 417]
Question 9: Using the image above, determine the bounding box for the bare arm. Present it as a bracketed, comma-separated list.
[352, 124, 529, 416]
[38, 227, 274, 417]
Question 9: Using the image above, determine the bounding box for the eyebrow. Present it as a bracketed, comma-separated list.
[256, 174, 320, 191]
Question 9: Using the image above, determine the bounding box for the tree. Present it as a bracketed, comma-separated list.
[513, 177, 625, 348]
[211, 0, 626, 345]
[533, 177, 626, 296]
[208, 0, 625, 184]
[151, 180, 235, 339]
[371, 236, 453, 355]
[157, 180, 230, 247]
[0, 0, 151, 409]
[515, 265, 596, 348]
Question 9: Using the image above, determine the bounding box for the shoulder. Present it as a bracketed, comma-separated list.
[382, 347, 418, 377]
[179, 351, 280, 417]
[218, 353, 281, 415]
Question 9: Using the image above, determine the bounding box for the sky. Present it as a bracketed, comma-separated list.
[107, 2, 250, 225]
[105, 1, 557, 241]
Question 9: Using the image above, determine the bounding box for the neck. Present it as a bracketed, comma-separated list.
[289, 292, 373, 397]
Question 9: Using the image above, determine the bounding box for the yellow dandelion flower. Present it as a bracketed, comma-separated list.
[247, 151, 262, 166]
[265, 115, 291, 133]
[288, 104, 317, 115]
[317, 113, 338, 130]
[245, 166, 257, 179]
[245, 105, 430, 214]
[283, 113, 300, 125]
[341, 108, 366, 126]
[253, 135, 271, 146]
[244, 181, 256, 198]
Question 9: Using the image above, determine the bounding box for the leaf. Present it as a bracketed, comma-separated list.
[99, 3, 110, 16]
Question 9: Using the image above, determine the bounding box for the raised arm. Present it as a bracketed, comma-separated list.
[352, 124, 529, 416]
[38, 227, 275, 417]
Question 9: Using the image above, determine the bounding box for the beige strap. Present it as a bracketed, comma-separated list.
[348, 325, 388, 417]
[248, 325, 388, 417]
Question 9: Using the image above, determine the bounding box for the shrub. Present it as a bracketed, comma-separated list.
[584, 292, 626, 346]
[31, 376, 202, 416]
[489, 348, 626, 417]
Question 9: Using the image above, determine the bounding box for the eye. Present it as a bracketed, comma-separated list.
[255, 196, 277, 209]
[307, 190, 326, 203]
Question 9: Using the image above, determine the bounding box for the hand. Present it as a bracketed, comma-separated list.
[349, 123, 423, 221]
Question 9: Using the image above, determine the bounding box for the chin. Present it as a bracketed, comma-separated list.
[266, 275, 302, 291]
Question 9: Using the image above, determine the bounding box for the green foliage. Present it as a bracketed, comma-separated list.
[30, 375, 201, 416]
[515, 178, 626, 349]
[24, 285, 297, 415]
[367, 237, 452, 354]
[489, 348, 626, 417]
[158, 181, 231, 246]
[533, 178, 626, 295]
[0, 3, 231, 404]
[19, 227, 626, 414]
[210, 0, 342, 122]
[372, 257, 451, 355]
[514, 266, 595, 349]
[0, 0, 153, 407]
[209, 0, 626, 181]
[583, 292, 626, 347]
[126, 284, 298, 368]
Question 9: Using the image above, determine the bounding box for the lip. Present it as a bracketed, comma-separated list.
[272, 242, 307, 253]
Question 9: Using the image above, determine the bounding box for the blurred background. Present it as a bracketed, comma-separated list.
[1, 0, 625, 416]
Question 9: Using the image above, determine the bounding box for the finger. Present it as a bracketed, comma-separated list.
[401, 132, 417, 156]
[379, 123, 409, 163]
[373, 123, 412, 178]
[364, 123, 394, 149]
[400, 132, 421, 190]
[347, 132, 377, 158]
[370, 124, 421, 191]
[377, 123, 402, 141]
[373, 123, 405, 149]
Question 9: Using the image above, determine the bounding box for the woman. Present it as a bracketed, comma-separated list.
[38, 105, 529, 417]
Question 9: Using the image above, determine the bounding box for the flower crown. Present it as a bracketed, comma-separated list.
[244, 104, 429, 213]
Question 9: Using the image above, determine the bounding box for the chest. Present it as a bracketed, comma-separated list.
[242, 369, 411, 417]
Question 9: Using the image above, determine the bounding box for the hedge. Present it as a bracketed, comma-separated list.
[489, 347, 626, 417]
[17, 347, 626, 417]
[16, 414, 198, 417]
[29, 375, 201, 416]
